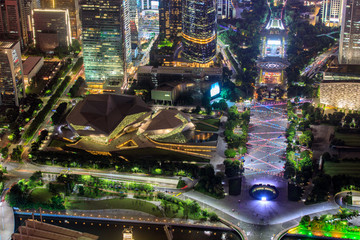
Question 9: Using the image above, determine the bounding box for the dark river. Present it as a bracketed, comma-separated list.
[15, 213, 242, 240]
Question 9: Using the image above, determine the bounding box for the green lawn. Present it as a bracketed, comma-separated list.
[30, 188, 53, 203]
[324, 161, 360, 177]
[195, 123, 218, 132]
[67, 198, 163, 217]
[334, 132, 360, 147]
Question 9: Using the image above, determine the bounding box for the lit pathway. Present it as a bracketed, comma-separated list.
[243, 102, 287, 178]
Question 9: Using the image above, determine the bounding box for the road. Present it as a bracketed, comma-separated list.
[18, 58, 84, 161]
[301, 45, 338, 79]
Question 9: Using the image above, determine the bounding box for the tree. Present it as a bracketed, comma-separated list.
[30, 171, 42, 182]
[224, 149, 237, 158]
[71, 39, 81, 53]
[209, 212, 219, 221]
[11, 145, 23, 161]
[300, 215, 311, 227]
[189, 200, 201, 215]
[224, 159, 240, 178]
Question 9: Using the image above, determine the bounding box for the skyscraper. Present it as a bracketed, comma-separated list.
[40, 0, 81, 39]
[159, 0, 181, 40]
[0, 0, 29, 47]
[32, 9, 72, 52]
[182, 0, 217, 63]
[321, 0, 343, 26]
[0, 40, 25, 106]
[217, 0, 235, 19]
[80, 0, 131, 89]
[339, 0, 360, 64]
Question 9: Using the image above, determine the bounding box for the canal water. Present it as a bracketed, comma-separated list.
[15, 213, 241, 240]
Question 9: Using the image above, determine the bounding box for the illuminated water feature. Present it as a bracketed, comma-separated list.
[15, 213, 242, 240]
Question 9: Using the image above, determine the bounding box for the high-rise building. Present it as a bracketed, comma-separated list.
[80, 0, 131, 89]
[129, 0, 139, 28]
[321, 0, 343, 26]
[159, 0, 181, 40]
[0, 40, 25, 106]
[217, 0, 235, 19]
[182, 0, 217, 63]
[40, 0, 81, 39]
[339, 0, 360, 64]
[32, 9, 72, 52]
[0, 0, 29, 47]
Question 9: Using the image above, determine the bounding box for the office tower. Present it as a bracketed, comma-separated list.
[141, 0, 151, 10]
[23, 0, 40, 42]
[182, 0, 217, 63]
[339, 0, 360, 64]
[80, 0, 131, 89]
[217, 0, 234, 19]
[321, 0, 343, 26]
[0, 0, 29, 47]
[129, 0, 139, 28]
[0, 40, 25, 106]
[40, 0, 81, 39]
[159, 0, 181, 40]
[32, 9, 72, 52]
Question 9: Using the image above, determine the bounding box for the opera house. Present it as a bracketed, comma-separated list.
[66, 94, 194, 143]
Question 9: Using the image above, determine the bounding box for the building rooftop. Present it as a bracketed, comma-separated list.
[67, 94, 151, 135]
[325, 64, 360, 74]
[23, 56, 43, 75]
[12, 219, 99, 240]
[0, 40, 17, 49]
[145, 109, 191, 131]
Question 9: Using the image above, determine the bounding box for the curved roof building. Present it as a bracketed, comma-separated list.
[182, 0, 217, 63]
[139, 109, 195, 139]
[66, 94, 151, 142]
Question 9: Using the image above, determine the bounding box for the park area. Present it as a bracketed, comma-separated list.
[335, 132, 360, 147]
[324, 161, 360, 177]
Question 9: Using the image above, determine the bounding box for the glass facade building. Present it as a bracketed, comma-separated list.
[339, 0, 360, 64]
[40, 0, 81, 39]
[159, 0, 182, 40]
[0, 41, 25, 106]
[32, 9, 72, 52]
[181, 0, 217, 63]
[80, 0, 130, 88]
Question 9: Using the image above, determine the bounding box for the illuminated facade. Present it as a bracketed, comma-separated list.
[80, 0, 131, 89]
[40, 0, 81, 39]
[321, 0, 343, 26]
[0, 0, 29, 47]
[339, 0, 360, 64]
[217, 0, 235, 19]
[32, 9, 72, 52]
[320, 81, 360, 110]
[0, 40, 25, 106]
[182, 0, 217, 63]
[159, 0, 182, 40]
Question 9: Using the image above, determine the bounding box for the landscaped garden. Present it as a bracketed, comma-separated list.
[288, 210, 360, 239]
[7, 171, 219, 222]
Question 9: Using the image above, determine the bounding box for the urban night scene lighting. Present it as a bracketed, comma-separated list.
[1, 0, 360, 239]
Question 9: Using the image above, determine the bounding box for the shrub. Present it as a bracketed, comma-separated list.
[224, 149, 237, 158]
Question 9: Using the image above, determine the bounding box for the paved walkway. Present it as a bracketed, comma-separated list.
[0, 201, 14, 240]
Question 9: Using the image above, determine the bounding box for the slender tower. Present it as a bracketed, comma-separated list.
[181, 0, 217, 63]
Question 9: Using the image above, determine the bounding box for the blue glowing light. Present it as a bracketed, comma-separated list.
[210, 82, 220, 97]
[261, 197, 267, 201]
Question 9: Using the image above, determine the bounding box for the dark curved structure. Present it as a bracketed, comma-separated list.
[249, 184, 279, 201]
[181, 0, 217, 63]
